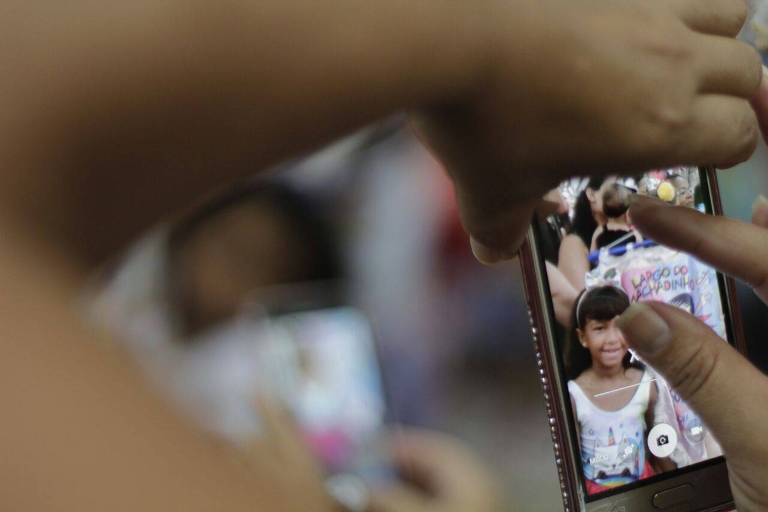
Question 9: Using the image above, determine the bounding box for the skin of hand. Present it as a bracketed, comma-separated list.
[415, 0, 762, 264]
[0, 0, 760, 269]
[615, 195, 768, 511]
[247, 397, 326, 492]
[369, 429, 499, 512]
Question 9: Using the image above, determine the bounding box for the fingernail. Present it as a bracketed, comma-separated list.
[752, 194, 768, 226]
[754, 65, 768, 102]
[616, 303, 672, 356]
[470, 237, 503, 265]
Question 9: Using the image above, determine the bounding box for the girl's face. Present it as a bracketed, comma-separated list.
[578, 316, 628, 370]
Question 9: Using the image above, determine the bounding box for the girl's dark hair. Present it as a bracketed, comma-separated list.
[565, 285, 634, 380]
[570, 177, 606, 247]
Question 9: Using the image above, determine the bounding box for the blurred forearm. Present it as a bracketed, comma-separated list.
[1, 0, 491, 266]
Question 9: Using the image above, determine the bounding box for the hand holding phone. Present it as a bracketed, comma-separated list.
[522, 168, 743, 511]
[617, 195, 768, 512]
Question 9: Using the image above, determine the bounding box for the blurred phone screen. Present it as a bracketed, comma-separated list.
[256, 306, 391, 481]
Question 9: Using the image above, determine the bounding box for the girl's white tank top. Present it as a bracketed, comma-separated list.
[568, 371, 652, 483]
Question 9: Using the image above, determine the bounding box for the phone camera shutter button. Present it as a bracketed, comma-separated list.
[652, 484, 695, 509]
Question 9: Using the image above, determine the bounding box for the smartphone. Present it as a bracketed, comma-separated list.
[519, 168, 745, 512]
[252, 286, 393, 510]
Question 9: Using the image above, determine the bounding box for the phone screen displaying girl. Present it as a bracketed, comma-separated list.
[255, 306, 390, 478]
[535, 167, 733, 501]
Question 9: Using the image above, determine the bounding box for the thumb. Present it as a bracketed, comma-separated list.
[616, 301, 768, 462]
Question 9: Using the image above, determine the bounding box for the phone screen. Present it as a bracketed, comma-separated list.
[533, 167, 733, 501]
[255, 306, 390, 480]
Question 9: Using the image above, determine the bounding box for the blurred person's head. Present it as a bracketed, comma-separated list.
[601, 183, 631, 220]
[669, 174, 693, 207]
[167, 182, 342, 338]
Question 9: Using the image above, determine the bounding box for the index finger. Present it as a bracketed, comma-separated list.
[629, 196, 768, 300]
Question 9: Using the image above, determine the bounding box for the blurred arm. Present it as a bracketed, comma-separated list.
[558, 235, 589, 291]
[1, 0, 490, 266]
[546, 261, 578, 328]
[0, 2, 495, 509]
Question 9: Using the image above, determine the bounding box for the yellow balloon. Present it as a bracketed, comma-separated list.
[657, 181, 676, 202]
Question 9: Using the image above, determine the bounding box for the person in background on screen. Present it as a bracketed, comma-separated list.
[558, 177, 614, 290]
[591, 183, 641, 251]
[669, 174, 695, 208]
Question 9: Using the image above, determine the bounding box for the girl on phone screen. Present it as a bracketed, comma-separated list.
[566, 286, 673, 495]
